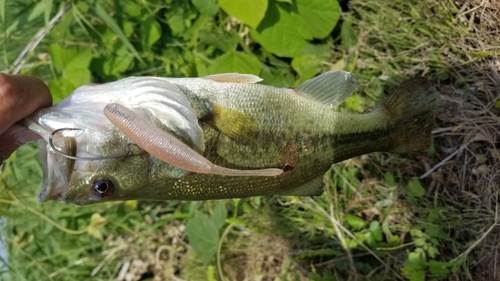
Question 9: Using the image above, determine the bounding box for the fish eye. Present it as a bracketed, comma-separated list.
[91, 178, 114, 196]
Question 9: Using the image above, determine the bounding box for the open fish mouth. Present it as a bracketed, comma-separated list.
[35, 134, 76, 202]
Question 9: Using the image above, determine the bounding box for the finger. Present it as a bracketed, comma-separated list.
[0, 73, 52, 135]
[0, 124, 42, 164]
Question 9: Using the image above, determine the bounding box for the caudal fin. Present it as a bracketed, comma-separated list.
[377, 77, 439, 153]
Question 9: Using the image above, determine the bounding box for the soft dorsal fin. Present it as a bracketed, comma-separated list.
[295, 70, 359, 108]
[203, 73, 263, 84]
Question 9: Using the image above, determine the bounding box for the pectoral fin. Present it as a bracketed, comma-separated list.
[206, 102, 260, 145]
[104, 103, 283, 177]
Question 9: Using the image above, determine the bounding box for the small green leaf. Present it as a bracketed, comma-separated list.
[345, 214, 366, 230]
[364, 231, 376, 248]
[384, 172, 396, 186]
[388, 235, 400, 247]
[141, 17, 162, 49]
[435, 69, 450, 80]
[495, 97, 500, 108]
[167, 13, 186, 37]
[86, 213, 107, 240]
[28, 1, 46, 22]
[192, 0, 219, 16]
[186, 211, 220, 264]
[219, 0, 267, 28]
[404, 251, 425, 270]
[209, 51, 262, 75]
[406, 178, 425, 198]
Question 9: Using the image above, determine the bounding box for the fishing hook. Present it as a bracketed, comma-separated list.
[49, 128, 135, 160]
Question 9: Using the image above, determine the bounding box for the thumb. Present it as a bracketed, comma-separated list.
[0, 124, 42, 164]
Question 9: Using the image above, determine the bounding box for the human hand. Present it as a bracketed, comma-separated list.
[0, 73, 52, 165]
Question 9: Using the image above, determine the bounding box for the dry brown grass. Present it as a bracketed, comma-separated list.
[347, 0, 500, 279]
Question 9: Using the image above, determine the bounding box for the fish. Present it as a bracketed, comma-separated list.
[23, 71, 438, 205]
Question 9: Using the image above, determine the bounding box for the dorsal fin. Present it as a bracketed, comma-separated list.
[207, 102, 259, 145]
[295, 70, 359, 108]
[204, 73, 263, 84]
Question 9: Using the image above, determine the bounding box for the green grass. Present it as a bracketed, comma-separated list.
[0, 0, 491, 280]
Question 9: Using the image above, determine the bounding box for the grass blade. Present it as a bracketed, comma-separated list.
[94, 2, 145, 66]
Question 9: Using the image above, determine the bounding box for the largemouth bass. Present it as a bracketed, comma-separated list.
[24, 71, 438, 205]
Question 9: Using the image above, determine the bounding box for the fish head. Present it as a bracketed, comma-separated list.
[29, 114, 153, 205]
[26, 95, 153, 204]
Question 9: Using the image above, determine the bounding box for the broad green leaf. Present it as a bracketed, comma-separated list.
[341, 20, 357, 52]
[276, 0, 292, 3]
[212, 201, 227, 230]
[94, 2, 145, 65]
[291, 54, 322, 85]
[295, 0, 340, 40]
[219, 0, 267, 28]
[427, 260, 453, 276]
[0, 0, 5, 23]
[406, 178, 425, 198]
[140, 17, 162, 49]
[250, 1, 308, 58]
[49, 44, 78, 71]
[192, 0, 219, 17]
[209, 51, 262, 75]
[186, 211, 220, 264]
[344, 214, 366, 230]
[49, 45, 92, 101]
[369, 221, 383, 242]
[199, 29, 238, 52]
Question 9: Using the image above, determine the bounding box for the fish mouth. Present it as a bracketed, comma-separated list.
[35, 135, 76, 202]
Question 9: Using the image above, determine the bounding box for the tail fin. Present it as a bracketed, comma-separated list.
[377, 77, 439, 153]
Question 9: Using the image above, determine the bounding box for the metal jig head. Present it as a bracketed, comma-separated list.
[49, 128, 134, 160]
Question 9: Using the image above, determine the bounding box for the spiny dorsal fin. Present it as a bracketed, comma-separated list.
[207, 102, 259, 145]
[203, 73, 263, 84]
[295, 70, 359, 108]
[280, 175, 324, 196]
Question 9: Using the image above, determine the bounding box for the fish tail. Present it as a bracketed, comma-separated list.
[376, 77, 439, 153]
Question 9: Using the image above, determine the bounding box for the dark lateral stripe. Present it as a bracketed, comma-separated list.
[324, 127, 392, 146]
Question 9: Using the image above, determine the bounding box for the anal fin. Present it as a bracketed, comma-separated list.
[280, 176, 325, 196]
